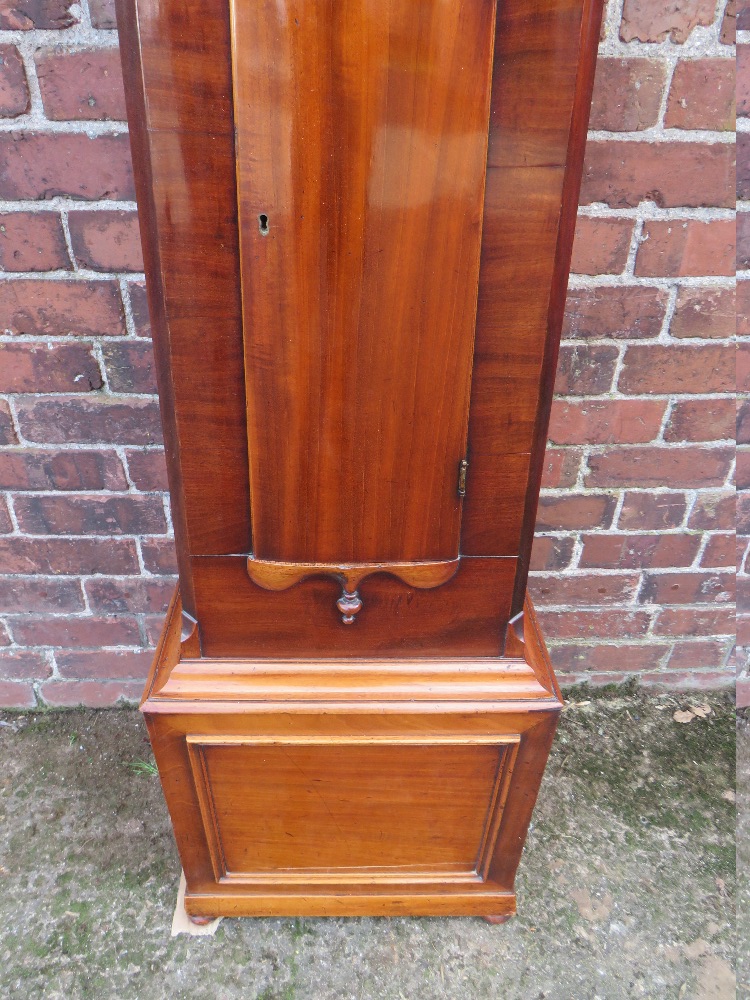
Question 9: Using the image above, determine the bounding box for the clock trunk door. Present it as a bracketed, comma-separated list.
[232, 0, 497, 566]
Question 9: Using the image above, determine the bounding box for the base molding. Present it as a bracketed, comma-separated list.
[142, 587, 561, 920]
[183, 890, 517, 920]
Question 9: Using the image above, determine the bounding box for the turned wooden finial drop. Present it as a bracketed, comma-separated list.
[336, 588, 363, 624]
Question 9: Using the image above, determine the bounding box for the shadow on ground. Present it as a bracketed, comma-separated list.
[0, 690, 736, 1000]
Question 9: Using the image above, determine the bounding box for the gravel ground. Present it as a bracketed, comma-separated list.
[738, 712, 748, 998]
[0, 690, 736, 1000]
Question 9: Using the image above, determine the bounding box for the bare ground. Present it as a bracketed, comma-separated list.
[0, 689, 736, 1000]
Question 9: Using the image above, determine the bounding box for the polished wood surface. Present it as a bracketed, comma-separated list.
[191, 555, 515, 658]
[233, 0, 495, 565]
[117, 0, 602, 919]
[190, 737, 517, 879]
[141, 587, 560, 917]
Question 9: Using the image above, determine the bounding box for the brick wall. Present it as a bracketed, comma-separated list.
[737, 0, 749, 704]
[0, 0, 737, 707]
[532, 0, 737, 690]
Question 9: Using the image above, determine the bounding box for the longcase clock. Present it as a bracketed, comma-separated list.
[116, 0, 603, 921]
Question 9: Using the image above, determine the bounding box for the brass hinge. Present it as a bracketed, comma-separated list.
[457, 458, 468, 498]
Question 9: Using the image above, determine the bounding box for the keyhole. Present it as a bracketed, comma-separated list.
[258, 213, 269, 236]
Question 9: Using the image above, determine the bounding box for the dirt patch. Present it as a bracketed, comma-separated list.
[0, 690, 736, 999]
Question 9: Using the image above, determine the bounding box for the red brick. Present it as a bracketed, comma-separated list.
[549, 400, 665, 446]
[738, 211, 750, 270]
[88, 0, 116, 28]
[0, 679, 34, 707]
[620, 0, 715, 42]
[0, 44, 29, 117]
[740, 536, 750, 572]
[738, 45, 750, 117]
[738, 494, 750, 535]
[540, 448, 582, 489]
[664, 398, 735, 443]
[537, 609, 652, 640]
[0, 537, 139, 574]
[529, 536, 575, 571]
[536, 493, 617, 530]
[670, 286, 735, 340]
[739, 400, 750, 445]
[580, 532, 700, 569]
[128, 281, 151, 338]
[0, 650, 50, 680]
[125, 449, 169, 491]
[739, 447, 750, 491]
[589, 59, 666, 131]
[738, 343, 750, 394]
[618, 491, 687, 530]
[570, 217, 633, 275]
[618, 343, 734, 394]
[529, 572, 641, 606]
[14, 494, 167, 535]
[739, 134, 750, 201]
[554, 344, 619, 395]
[739, 281, 750, 337]
[640, 571, 735, 605]
[0, 279, 125, 336]
[665, 59, 736, 130]
[85, 577, 175, 614]
[140, 537, 177, 574]
[0, 342, 102, 393]
[550, 643, 670, 673]
[68, 211, 144, 272]
[0, 449, 126, 491]
[0, 577, 83, 612]
[0, 0, 78, 29]
[586, 447, 733, 488]
[36, 48, 126, 122]
[10, 614, 141, 648]
[0, 133, 134, 201]
[0, 399, 16, 444]
[55, 649, 151, 679]
[635, 220, 735, 278]
[667, 640, 732, 670]
[0, 497, 11, 533]
[143, 614, 165, 646]
[581, 142, 735, 209]
[640, 669, 733, 687]
[563, 286, 668, 341]
[654, 606, 735, 637]
[700, 533, 735, 568]
[40, 679, 142, 707]
[0, 212, 69, 270]
[15, 397, 163, 445]
[688, 491, 735, 530]
[740, 573, 750, 614]
[101, 341, 156, 393]
[721, 0, 736, 42]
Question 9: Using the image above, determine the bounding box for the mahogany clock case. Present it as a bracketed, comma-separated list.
[116, 0, 603, 919]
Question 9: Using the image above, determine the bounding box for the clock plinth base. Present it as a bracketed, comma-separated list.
[142, 589, 561, 920]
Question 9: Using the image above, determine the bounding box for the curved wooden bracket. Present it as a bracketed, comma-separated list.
[247, 557, 460, 624]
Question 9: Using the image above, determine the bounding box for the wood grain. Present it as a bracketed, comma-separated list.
[232, 0, 496, 564]
[193, 555, 515, 659]
[120, 0, 601, 919]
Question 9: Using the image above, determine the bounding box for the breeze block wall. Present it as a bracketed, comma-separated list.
[0, 0, 737, 707]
